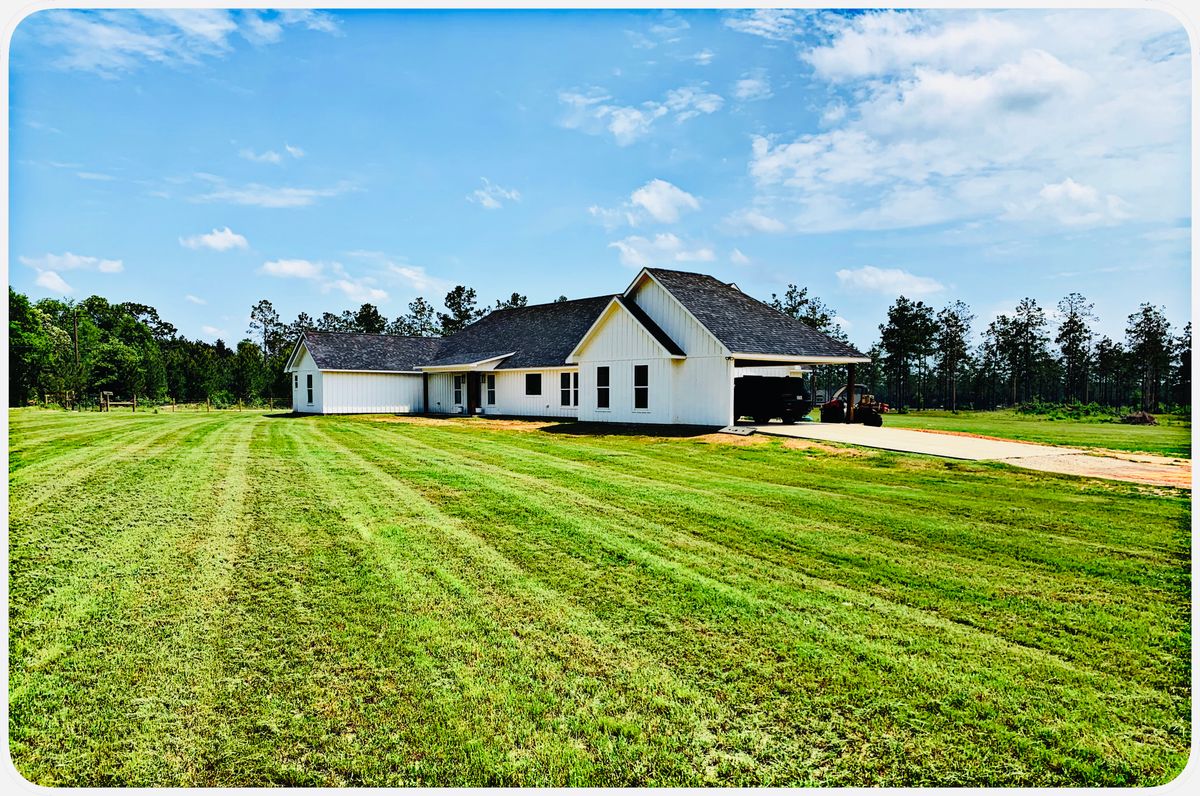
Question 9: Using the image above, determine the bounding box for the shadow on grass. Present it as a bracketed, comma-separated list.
[538, 421, 723, 438]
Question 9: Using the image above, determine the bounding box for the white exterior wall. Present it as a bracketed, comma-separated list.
[629, 277, 734, 426]
[322, 372, 424, 414]
[427, 369, 580, 417]
[574, 304, 674, 424]
[290, 347, 325, 414]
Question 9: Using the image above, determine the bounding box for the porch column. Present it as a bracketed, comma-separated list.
[422, 372, 429, 414]
[845, 363, 856, 423]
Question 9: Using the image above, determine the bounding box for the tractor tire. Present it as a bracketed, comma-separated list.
[781, 414, 796, 425]
[753, 414, 770, 425]
[820, 403, 844, 423]
[863, 410, 883, 427]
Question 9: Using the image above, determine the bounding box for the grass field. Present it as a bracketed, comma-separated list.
[7, 409, 1191, 786]
[880, 409, 1191, 457]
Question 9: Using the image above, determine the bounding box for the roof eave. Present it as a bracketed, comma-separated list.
[730, 352, 872, 365]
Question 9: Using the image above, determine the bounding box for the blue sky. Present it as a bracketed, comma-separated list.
[8, 7, 1192, 349]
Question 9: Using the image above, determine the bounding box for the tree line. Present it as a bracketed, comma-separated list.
[8, 285, 547, 409]
[9, 280, 1189, 413]
[768, 286, 1190, 413]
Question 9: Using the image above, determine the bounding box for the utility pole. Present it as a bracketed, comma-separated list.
[73, 309, 81, 410]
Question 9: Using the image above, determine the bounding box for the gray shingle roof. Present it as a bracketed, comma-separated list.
[422, 350, 514, 368]
[298, 331, 444, 372]
[430, 295, 615, 369]
[644, 268, 868, 360]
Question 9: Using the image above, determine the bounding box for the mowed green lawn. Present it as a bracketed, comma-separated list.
[882, 409, 1191, 458]
[7, 409, 1191, 786]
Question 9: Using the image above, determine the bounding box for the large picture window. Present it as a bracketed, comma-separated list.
[525, 373, 542, 395]
[596, 366, 610, 409]
[486, 374, 496, 405]
[453, 375, 463, 405]
[306, 373, 314, 405]
[634, 364, 649, 410]
[560, 372, 579, 407]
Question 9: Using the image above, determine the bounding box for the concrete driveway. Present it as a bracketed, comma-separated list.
[737, 421, 1191, 489]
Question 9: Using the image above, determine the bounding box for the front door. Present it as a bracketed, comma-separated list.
[467, 373, 482, 414]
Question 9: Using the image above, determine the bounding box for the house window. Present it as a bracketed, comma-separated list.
[560, 372, 579, 407]
[525, 373, 542, 396]
[453, 375, 463, 405]
[294, 375, 298, 389]
[634, 365, 649, 410]
[596, 366, 610, 409]
[486, 374, 496, 405]
[306, 374, 313, 405]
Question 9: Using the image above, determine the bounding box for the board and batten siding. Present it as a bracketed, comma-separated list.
[321, 372, 424, 414]
[290, 346, 325, 413]
[427, 369, 580, 417]
[574, 302, 674, 424]
[627, 275, 734, 426]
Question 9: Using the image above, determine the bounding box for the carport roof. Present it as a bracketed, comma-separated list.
[642, 268, 869, 362]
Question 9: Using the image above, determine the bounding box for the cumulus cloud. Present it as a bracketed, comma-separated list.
[20, 251, 123, 273]
[559, 84, 724, 146]
[630, 179, 700, 223]
[179, 226, 248, 251]
[723, 9, 804, 41]
[239, 148, 282, 164]
[467, 178, 521, 209]
[609, 233, 716, 268]
[836, 265, 945, 296]
[723, 208, 787, 234]
[344, 250, 451, 293]
[727, 9, 1187, 233]
[691, 49, 715, 65]
[590, 179, 700, 228]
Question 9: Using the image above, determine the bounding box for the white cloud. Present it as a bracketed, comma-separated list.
[734, 70, 773, 102]
[76, 171, 115, 181]
[19, 251, 124, 273]
[630, 179, 700, 223]
[732, 9, 1188, 234]
[35, 271, 72, 294]
[609, 233, 715, 268]
[185, 294, 207, 305]
[260, 258, 323, 279]
[31, 9, 340, 77]
[691, 49, 715, 65]
[1004, 177, 1130, 227]
[284, 143, 304, 159]
[194, 179, 354, 207]
[730, 248, 751, 265]
[467, 178, 521, 209]
[201, 325, 225, 337]
[179, 226, 248, 251]
[327, 278, 388, 303]
[590, 179, 700, 228]
[723, 209, 787, 234]
[559, 84, 724, 146]
[835, 266, 945, 297]
[239, 148, 282, 164]
[344, 250, 451, 293]
[723, 9, 804, 42]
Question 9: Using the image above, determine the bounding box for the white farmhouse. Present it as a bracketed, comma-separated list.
[285, 267, 869, 426]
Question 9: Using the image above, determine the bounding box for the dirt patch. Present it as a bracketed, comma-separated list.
[693, 432, 772, 447]
[906, 427, 1061, 446]
[1007, 452, 1191, 490]
[780, 438, 869, 456]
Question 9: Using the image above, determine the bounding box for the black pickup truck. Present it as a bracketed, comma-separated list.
[734, 375, 813, 424]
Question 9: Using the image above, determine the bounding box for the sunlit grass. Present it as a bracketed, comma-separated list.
[8, 409, 1191, 786]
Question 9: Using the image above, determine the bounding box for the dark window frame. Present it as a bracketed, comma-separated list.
[596, 366, 610, 409]
[633, 364, 649, 410]
[306, 373, 314, 405]
[525, 373, 542, 396]
[486, 374, 496, 405]
[453, 375, 463, 405]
